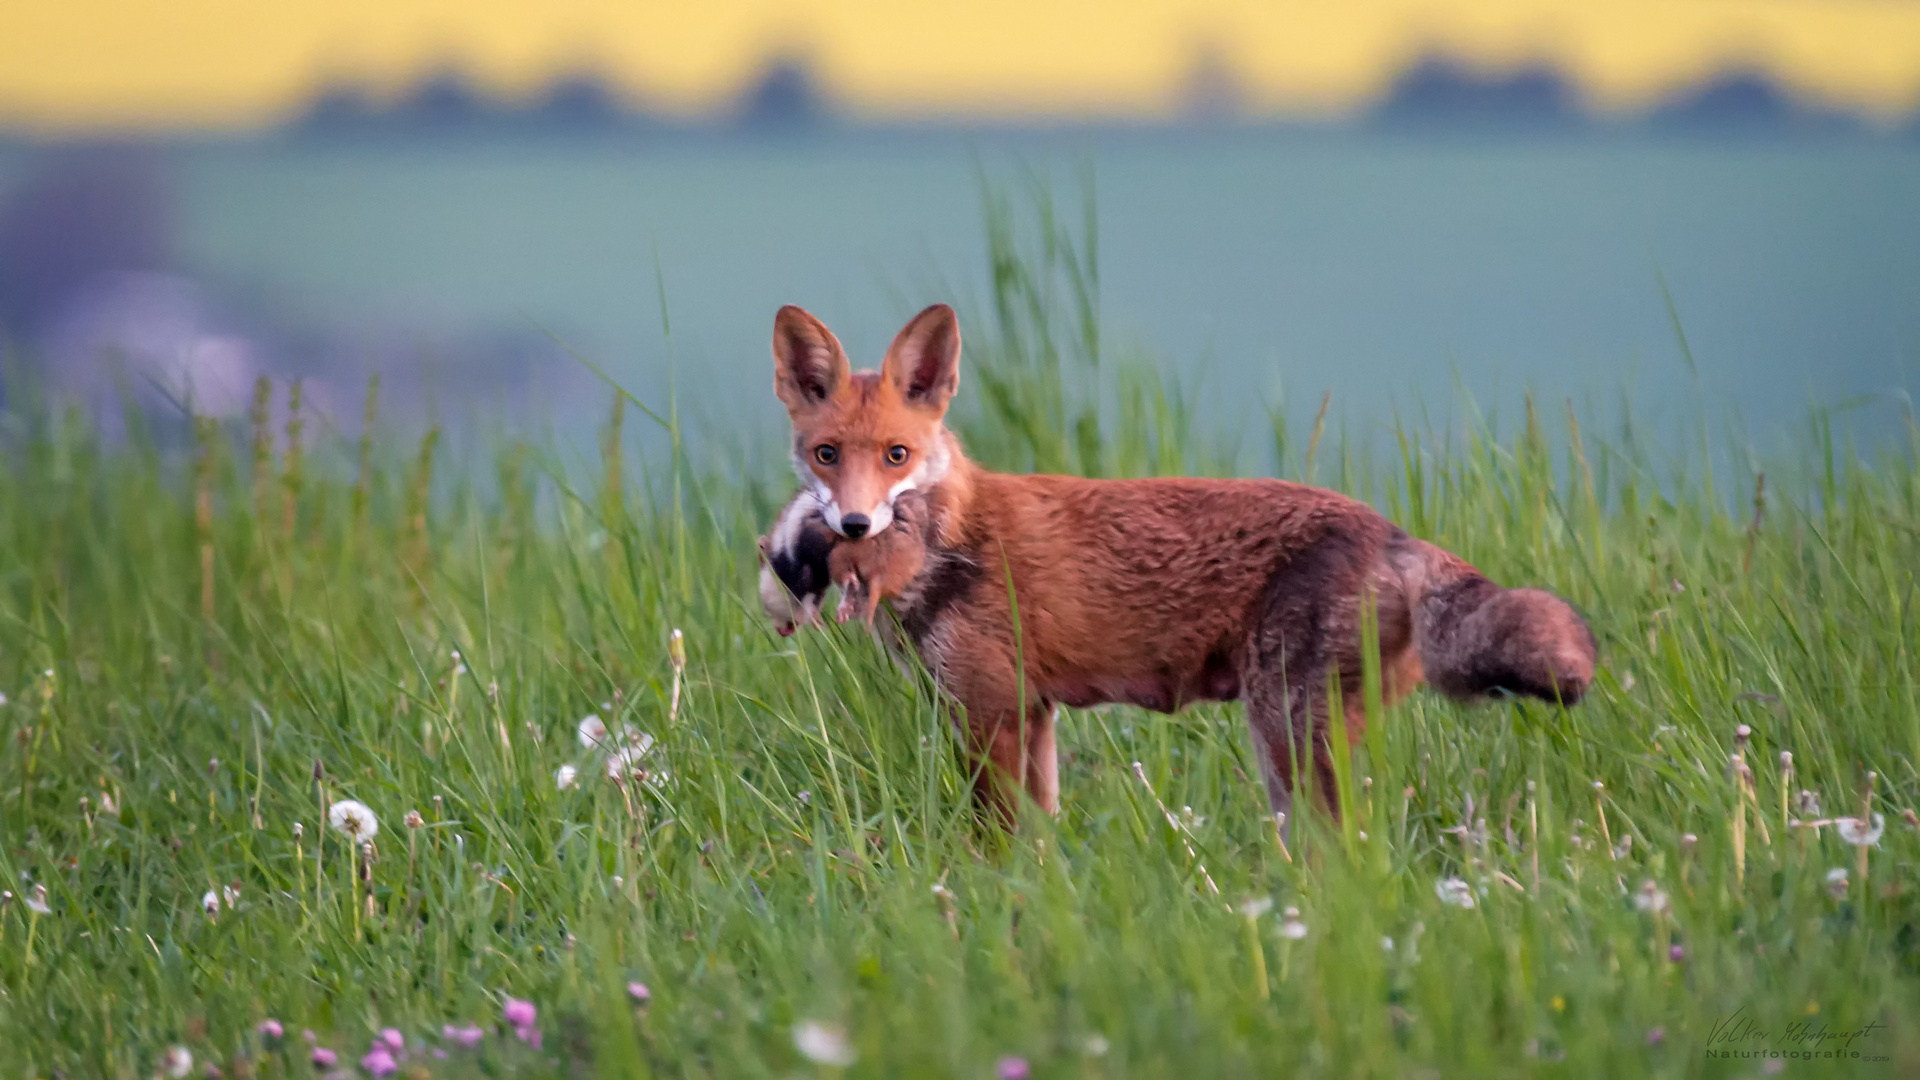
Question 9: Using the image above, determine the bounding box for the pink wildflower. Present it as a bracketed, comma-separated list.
[360, 1047, 398, 1077]
[257, 1019, 284, 1040]
[442, 1024, 484, 1049]
[627, 982, 651, 1003]
[378, 1029, 405, 1053]
[997, 1056, 1031, 1080]
[503, 998, 536, 1028]
[310, 1046, 337, 1067]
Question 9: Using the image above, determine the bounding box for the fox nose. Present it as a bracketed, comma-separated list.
[840, 514, 870, 539]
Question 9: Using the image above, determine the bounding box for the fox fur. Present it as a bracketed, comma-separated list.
[759, 303, 1597, 827]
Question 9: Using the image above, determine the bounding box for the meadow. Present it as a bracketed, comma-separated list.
[2, 192, 1918, 1078]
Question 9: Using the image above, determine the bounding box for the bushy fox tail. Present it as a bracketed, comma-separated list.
[1397, 537, 1596, 705]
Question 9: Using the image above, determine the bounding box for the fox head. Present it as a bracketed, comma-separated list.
[772, 303, 960, 538]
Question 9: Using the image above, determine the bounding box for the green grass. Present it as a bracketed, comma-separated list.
[3, 191, 1919, 1079]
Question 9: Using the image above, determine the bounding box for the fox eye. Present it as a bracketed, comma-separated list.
[814, 445, 838, 466]
[886, 445, 910, 466]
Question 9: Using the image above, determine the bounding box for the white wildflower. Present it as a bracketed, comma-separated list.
[327, 799, 379, 844]
[1238, 896, 1273, 919]
[1278, 906, 1308, 939]
[555, 764, 579, 790]
[223, 883, 240, 909]
[1381, 936, 1395, 953]
[1082, 1034, 1110, 1057]
[1836, 814, 1885, 847]
[1826, 867, 1850, 898]
[24, 883, 50, 915]
[98, 790, 119, 817]
[577, 714, 609, 749]
[162, 1045, 193, 1078]
[202, 890, 220, 917]
[0, 691, 8, 706]
[1634, 880, 1669, 915]
[792, 1021, 856, 1067]
[1435, 877, 1476, 909]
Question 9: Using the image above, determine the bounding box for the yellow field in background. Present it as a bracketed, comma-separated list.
[4, 0, 1920, 130]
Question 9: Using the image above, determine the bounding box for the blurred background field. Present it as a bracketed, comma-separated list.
[2, 1, 1918, 463]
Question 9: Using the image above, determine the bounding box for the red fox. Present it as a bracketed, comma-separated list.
[760, 303, 1596, 827]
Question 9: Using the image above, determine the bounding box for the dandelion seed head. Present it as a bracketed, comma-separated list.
[792, 1021, 856, 1067]
[1083, 1034, 1110, 1057]
[1836, 814, 1885, 847]
[1278, 907, 1308, 939]
[1435, 877, 1476, 909]
[1238, 896, 1273, 919]
[1825, 867, 1851, 898]
[24, 883, 50, 915]
[1634, 881, 1669, 915]
[327, 799, 379, 843]
[554, 764, 578, 790]
[404, 810, 424, 829]
[576, 714, 609, 749]
[162, 1045, 193, 1078]
[1796, 790, 1822, 816]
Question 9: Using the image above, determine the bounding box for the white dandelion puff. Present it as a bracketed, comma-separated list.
[1238, 896, 1273, 919]
[792, 1021, 856, 1067]
[555, 764, 579, 790]
[327, 799, 379, 844]
[1278, 906, 1308, 939]
[404, 810, 424, 829]
[1796, 790, 1822, 817]
[1435, 877, 1476, 909]
[1634, 880, 1669, 915]
[605, 732, 657, 781]
[162, 1045, 193, 1078]
[1826, 867, 1851, 898]
[577, 714, 609, 749]
[1082, 1034, 1110, 1057]
[24, 883, 51, 915]
[1836, 814, 1884, 847]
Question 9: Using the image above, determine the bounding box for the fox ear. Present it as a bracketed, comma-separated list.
[773, 305, 850, 412]
[881, 303, 961, 414]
